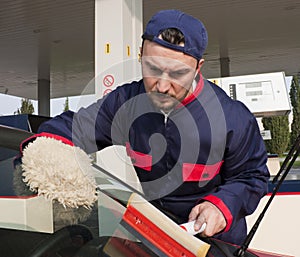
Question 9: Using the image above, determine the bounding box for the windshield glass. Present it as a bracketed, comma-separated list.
[2, 123, 293, 257]
[0, 126, 158, 257]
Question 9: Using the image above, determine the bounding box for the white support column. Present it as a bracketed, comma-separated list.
[94, 0, 143, 191]
[38, 78, 50, 116]
[37, 34, 51, 116]
[95, 0, 143, 98]
[219, 32, 230, 77]
[220, 57, 230, 77]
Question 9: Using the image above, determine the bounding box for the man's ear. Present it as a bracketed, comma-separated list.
[196, 58, 205, 74]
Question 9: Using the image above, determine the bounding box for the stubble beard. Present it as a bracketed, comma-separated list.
[148, 90, 190, 113]
[148, 92, 176, 113]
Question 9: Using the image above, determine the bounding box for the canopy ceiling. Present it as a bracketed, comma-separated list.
[0, 0, 299, 99]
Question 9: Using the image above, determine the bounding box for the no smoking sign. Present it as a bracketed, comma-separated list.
[102, 74, 114, 87]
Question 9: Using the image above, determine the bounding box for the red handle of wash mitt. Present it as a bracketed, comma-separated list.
[20, 132, 74, 153]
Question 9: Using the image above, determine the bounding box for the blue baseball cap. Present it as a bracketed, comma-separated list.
[142, 10, 208, 61]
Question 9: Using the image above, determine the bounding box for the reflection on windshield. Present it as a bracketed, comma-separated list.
[0, 140, 158, 257]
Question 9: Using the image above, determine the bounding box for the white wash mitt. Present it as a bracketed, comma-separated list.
[21, 136, 98, 209]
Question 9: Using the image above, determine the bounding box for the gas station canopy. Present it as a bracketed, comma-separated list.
[0, 0, 299, 100]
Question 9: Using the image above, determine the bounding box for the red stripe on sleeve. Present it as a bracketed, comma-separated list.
[202, 195, 233, 232]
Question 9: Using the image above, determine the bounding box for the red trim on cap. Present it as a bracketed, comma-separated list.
[20, 132, 74, 153]
[182, 161, 223, 182]
[125, 142, 152, 171]
[202, 195, 233, 232]
[176, 73, 204, 109]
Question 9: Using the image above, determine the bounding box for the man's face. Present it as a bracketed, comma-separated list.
[141, 40, 203, 112]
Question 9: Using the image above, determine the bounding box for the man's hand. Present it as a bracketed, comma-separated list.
[188, 201, 226, 237]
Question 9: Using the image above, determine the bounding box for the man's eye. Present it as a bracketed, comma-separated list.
[150, 66, 160, 72]
[149, 66, 162, 74]
[169, 71, 187, 78]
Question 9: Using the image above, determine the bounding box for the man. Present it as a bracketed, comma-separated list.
[31, 10, 269, 245]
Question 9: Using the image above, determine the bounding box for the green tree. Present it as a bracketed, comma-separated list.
[63, 97, 69, 112]
[262, 115, 289, 155]
[15, 98, 35, 114]
[289, 75, 300, 147]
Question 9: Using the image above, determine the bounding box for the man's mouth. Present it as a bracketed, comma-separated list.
[151, 92, 173, 100]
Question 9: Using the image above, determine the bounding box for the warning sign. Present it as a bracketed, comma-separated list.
[103, 74, 114, 87]
[103, 89, 112, 96]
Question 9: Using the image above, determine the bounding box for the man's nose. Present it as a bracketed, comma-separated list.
[156, 77, 171, 93]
